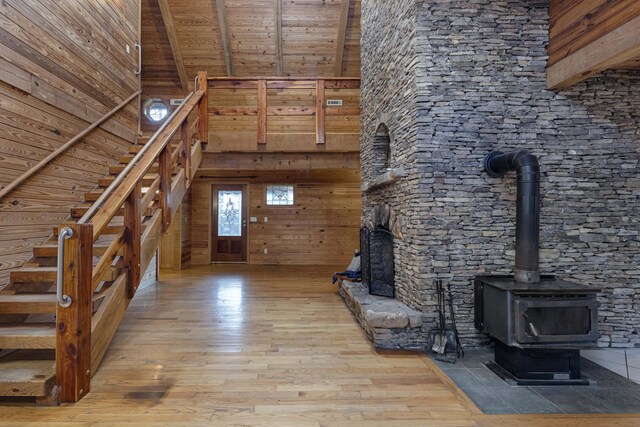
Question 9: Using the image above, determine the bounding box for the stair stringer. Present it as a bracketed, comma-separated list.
[88, 143, 202, 376]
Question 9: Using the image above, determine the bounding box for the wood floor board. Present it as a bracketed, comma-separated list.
[0, 265, 637, 425]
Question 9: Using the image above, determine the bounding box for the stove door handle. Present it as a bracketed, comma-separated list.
[528, 322, 540, 338]
[523, 314, 540, 338]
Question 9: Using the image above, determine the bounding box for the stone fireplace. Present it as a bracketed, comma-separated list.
[340, 0, 640, 351]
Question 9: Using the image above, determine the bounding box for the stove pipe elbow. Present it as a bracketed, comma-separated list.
[484, 150, 540, 283]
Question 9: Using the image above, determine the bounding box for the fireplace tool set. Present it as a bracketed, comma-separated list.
[429, 280, 464, 364]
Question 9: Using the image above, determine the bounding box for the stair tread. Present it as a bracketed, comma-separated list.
[0, 324, 56, 349]
[10, 267, 57, 286]
[0, 324, 56, 336]
[34, 243, 114, 258]
[0, 294, 55, 314]
[0, 359, 55, 397]
[10, 267, 57, 283]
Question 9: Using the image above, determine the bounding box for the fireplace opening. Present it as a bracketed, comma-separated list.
[360, 226, 395, 298]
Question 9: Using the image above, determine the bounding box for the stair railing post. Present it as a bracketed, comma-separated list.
[197, 70, 208, 146]
[124, 182, 142, 298]
[56, 222, 93, 403]
[181, 119, 190, 186]
[159, 146, 172, 231]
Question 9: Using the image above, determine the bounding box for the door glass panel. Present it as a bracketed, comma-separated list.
[218, 190, 242, 236]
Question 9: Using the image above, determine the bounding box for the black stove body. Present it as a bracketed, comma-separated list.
[475, 275, 599, 384]
[476, 150, 599, 385]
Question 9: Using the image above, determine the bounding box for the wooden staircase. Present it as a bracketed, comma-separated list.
[0, 73, 208, 404]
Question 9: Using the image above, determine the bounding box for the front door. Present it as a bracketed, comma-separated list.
[211, 185, 248, 263]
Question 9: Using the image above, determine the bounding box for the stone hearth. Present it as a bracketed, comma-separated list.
[338, 279, 423, 349]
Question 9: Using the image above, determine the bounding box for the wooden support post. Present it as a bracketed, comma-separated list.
[56, 223, 93, 403]
[182, 119, 190, 185]
[315, 79, 326, 145]
[197, 71, 208, 145]
[257, 79, 267, 145]
[124, 183, 141, 298]
[159, 146, 172, 231]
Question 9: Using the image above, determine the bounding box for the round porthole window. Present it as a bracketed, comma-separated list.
[144, 98, 168, 122]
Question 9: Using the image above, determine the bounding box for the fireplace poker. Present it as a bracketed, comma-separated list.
[447, 284, 464, 359]
[432, 280, 448, 355]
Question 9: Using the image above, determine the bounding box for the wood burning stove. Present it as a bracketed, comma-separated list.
[474, 275, 599, 348]
[475, 150, 599, 385]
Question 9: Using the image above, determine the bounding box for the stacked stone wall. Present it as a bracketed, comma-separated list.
[360, 0, 423, 311]
[360, 0, 640, 348]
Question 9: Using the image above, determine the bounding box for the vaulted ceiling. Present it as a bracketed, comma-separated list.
[141, 0, 361, 93]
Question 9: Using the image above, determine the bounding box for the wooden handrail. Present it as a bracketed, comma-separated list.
[0, 90, 141, 200]
[55, 70, 209, 403]
[78, 90, 196, 227]
[83, 90, 204, 239]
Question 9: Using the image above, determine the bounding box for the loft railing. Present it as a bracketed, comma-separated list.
[55, 71, 208, 402]
[207, 77, 360, 146]
[0, 90, 141, 200]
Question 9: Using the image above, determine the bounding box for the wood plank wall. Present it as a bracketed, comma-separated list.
[140, 0, 183, 97]
[190, 173, 361, 267]
[160, 189, 192, 270]
[208, 87, 360, 151]
[139, 253, 158, 291]
[0, 0, 140, 287]
[548, 0, 640, 66]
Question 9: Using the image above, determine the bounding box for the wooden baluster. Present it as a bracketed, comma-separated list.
[56, 223, 93, 403]
[257, 79, 267, 145]
[182, 119, 190, 185]
[197, 70, 208, 145]
[316, 79, 326, 145]
[159, 146, 172, 231]
[124, 183, 141, 298]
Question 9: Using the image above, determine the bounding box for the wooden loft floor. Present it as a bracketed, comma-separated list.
[0, 265, 636, 425]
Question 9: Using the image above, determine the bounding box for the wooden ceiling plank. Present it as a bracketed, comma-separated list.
[334, 0, 351, 77]
[274, 0, 283, 76]
[215, 0, 234, 77]
[547, 14, 640, 89]
[157, 0, 189, 92]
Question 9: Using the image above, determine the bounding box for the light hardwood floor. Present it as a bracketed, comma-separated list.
[0, 265, 638, 426]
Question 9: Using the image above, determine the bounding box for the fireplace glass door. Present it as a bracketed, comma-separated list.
[515, 297, 598, 344]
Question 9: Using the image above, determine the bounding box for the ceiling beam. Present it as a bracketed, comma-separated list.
[200, 152, 360, 172]
[547, 15, 640, 89]
[216, 0, 234, 76]
[274, 0, 283, 76]
[334, 0, 351, 77]
[157, 0, 189, 92]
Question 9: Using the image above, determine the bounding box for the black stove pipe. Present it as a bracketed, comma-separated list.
[484, 150, 540, 283]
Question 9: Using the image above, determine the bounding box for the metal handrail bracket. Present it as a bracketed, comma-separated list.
[135, 42, 142, 76]
[57, 227, 74, 308]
